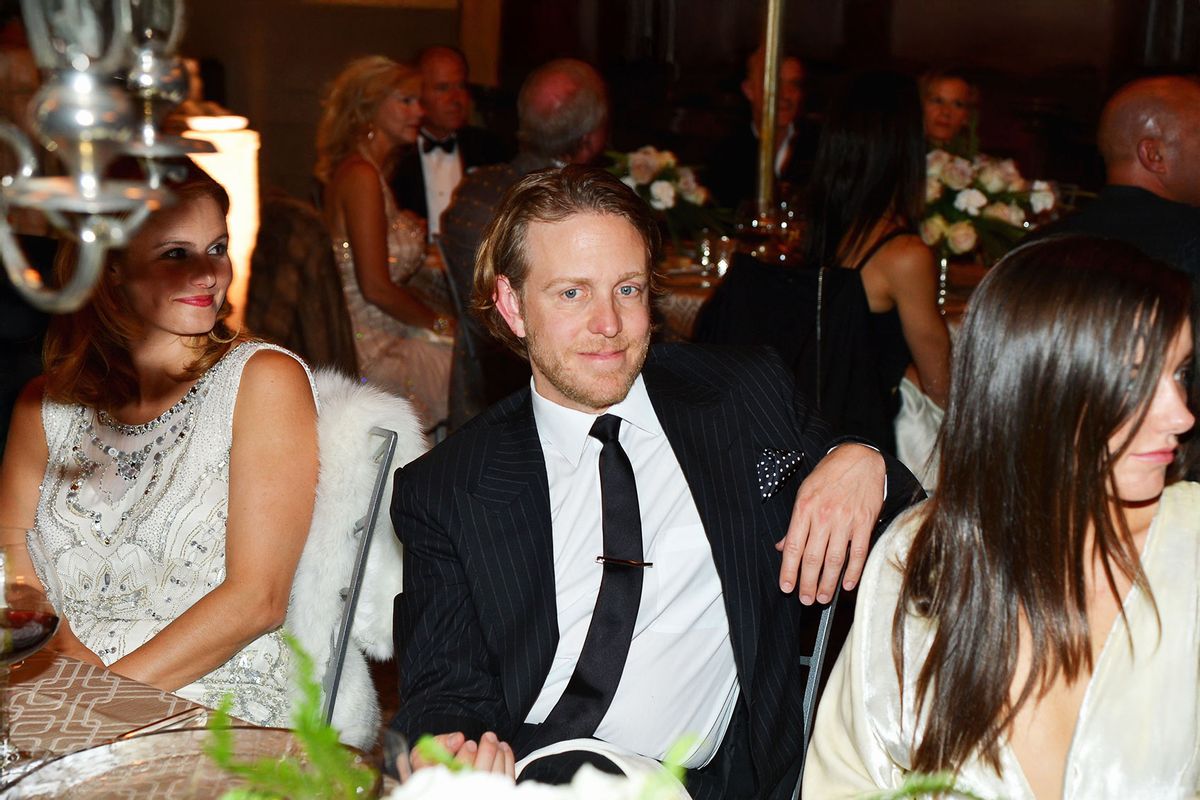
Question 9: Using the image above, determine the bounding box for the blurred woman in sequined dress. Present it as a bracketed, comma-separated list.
[316, 56, 453, 429]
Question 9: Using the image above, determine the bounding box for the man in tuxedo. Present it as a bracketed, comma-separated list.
[389, 166, 921, 798]
[1035, 75, 1200, 284]
[707, 48, 820, 212]
[441, 58, 609, 429]
[388, 45, 508, 237]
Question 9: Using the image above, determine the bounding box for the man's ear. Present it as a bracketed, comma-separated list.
[494, 275, 526, 340]
[1136, 137, 1167, 174]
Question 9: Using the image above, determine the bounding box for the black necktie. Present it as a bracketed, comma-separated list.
[422, 134, 457, 154]
[532, 414, 645, 744]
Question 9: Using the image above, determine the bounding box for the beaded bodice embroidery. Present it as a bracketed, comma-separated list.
[30, 342, 316, 726]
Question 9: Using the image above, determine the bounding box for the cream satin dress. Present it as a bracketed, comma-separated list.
[804, 482, 1200, 800]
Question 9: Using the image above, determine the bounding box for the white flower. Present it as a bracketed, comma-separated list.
[940, 156, 974, 191]
[385, 765, 672, 800]
[628, 146, 660, 185]
[926, 148, 953, 179]
[946, 221, 979, 255]
[982, 202, 1026, 227]
[925, 175, 943, 203]
[953, 188, 988, 217]
[1030, 180, 1056, 214]
[920, 214, 948, 246]
[649, 179, 676, 210]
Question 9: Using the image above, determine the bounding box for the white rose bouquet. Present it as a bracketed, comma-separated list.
[607, 146, 729, 245]
[921, 148, 1057, 263]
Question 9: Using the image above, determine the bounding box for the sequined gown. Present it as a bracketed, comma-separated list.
[331, 152, 452, 428]
[29, 342, 317, 727]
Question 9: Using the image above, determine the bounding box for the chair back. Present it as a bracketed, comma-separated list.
[286, 369, 427, 748]
[246, 195, 359, 375]
[791, 585, 843, 800]
[321, 425, 397, 724]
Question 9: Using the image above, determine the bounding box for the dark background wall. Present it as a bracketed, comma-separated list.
[174, 0, 1199, 198]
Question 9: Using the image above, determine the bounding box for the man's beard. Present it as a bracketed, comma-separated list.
[525, 326, 650, 411]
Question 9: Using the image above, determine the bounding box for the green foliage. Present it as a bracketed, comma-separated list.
[205, 634, 378, 799]
[411, 734, 468, 773]
[862, 771, 996, 800]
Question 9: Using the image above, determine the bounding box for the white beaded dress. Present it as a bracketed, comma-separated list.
[803, 481, 1200, 800]
[29, 342, 317, 727]
[331, 151, 452, 428]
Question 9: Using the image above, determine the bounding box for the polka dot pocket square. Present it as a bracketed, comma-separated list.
[757, 447, 805, 500]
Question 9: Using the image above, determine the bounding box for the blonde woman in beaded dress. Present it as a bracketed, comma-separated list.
[317, 56, 454, 429]
[0, 170, 318, 727]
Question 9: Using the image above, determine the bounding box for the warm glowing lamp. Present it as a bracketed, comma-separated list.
[183, 117, 259, 328]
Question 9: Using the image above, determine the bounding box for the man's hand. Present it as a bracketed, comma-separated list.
[775, 444, 885, 605]
[407, 731, 516, 779]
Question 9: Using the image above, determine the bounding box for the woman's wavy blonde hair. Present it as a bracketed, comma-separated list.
[314, 55, 419, 184]
[43, 168, 246, 413]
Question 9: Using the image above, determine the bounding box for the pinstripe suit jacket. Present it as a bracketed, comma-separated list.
[389, 343, 921, 798]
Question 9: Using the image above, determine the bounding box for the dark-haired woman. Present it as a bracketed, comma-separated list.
[0, 173, 318, 727]
[804, 71, 950, 453]
[803, 237, 1200, 799]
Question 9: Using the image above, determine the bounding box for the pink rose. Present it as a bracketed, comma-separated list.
[941, 157, 974, 191]
[628, 146, 660, 185]
[946, 221, 978, 255]
[920, 215, 948, 246]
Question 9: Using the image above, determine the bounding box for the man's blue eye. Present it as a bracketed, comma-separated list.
[562, 288, 579, 299]
[619, 285, 639, 296]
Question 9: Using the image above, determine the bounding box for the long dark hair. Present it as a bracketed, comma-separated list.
[803, 70, 926, 268]
[894, 236, 1192, 773]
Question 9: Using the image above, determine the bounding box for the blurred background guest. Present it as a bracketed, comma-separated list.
[919, 68, 977, 155]
[1035, 75, 1200, 287]
[440, 57, 608, 429]
[803, 70, 950, 451]
[389, 45, 510, 239]
[706, 47, 818, 212]
[805, 237, 1200, 798]
[316, 56, 453, 430]
[0, 171, 318, 727]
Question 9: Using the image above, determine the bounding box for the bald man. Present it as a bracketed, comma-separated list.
[707, 49, 820, 211]
[389, 45, 510, 237]
[1037, 76, 1200, 281]
[440, 59, 610, 429]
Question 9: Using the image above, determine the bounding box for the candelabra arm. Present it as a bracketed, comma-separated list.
[0, 216, 107, 313]
[0, 123, 38, 189]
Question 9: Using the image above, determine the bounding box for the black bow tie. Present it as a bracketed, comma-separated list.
[422, 134, 457, 154]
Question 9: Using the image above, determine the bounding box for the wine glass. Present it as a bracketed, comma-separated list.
[0, 538, 61, 777]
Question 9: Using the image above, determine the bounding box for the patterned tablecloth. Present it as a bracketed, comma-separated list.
[7, 650, 204, 759]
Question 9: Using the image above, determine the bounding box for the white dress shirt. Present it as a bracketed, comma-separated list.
[525, 376, 740, 769]
[419, 130, 463, 238]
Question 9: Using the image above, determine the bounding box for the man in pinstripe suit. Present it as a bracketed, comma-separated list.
[390, 166, 922, 798]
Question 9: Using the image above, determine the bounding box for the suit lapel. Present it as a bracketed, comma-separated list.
[643, 360, 763, 701]
[466, 393, 557, 723]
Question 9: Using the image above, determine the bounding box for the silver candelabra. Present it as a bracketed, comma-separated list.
[0, 0, 213, 313]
